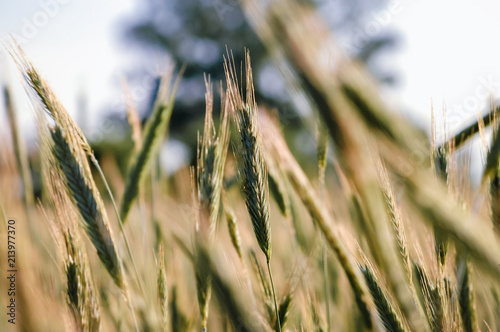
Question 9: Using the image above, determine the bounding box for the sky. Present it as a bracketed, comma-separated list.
[0, 0, 136, 142]
[1, 0, 500, 173]
[389, 0, 500, 136]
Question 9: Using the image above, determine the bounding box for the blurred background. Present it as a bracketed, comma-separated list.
[2, 0, 500, 177]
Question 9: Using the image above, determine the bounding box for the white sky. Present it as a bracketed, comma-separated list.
[1, 0, 500, 147]
[390, 0, 500, 135]
[0, 0, 135, 142]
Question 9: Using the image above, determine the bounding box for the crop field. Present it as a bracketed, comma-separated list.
[1, 1, 500, 331]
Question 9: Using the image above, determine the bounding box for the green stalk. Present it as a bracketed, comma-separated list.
[267, 260, 281, 332]
[317, 122, 330, 331]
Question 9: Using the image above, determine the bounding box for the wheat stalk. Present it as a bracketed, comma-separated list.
[50, 125, 124, 287]
[120, 67, 182, 224]
[193, 214, 212, 332]
[457, 258, 479, 332]
[225, 206, 243, 260]
[11, 46, 141, 329]
[12, 45, 123, 289]
[197, 76, 230, 233]
[432, 116, 450, 268]
[243, 4, 427, 329]
[12, 46, 147, 300]
[376, 160, 412, 285]
[157, 245, 168, 331]
[42, 165, 101, 332]
[193, 77, 231, 331]
[224, 68, 271, 260]
[360, 265, 408, 332]
[316, 120, 331, 332]
[224, 50, 281, 331]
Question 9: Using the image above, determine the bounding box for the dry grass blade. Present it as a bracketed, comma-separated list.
[120, 67, 182, 224]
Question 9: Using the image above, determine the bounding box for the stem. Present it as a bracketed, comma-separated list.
[322, 235, 331, 331]
[267, 260, 281, 332]
[151, 157, 157, 230]
[319, 166, 331, 331]
[124, 286, 140, 332]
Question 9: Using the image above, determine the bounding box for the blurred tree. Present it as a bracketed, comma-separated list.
[114, 0, 398, 165]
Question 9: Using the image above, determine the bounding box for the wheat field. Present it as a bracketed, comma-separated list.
[1, 1, 500, 331]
